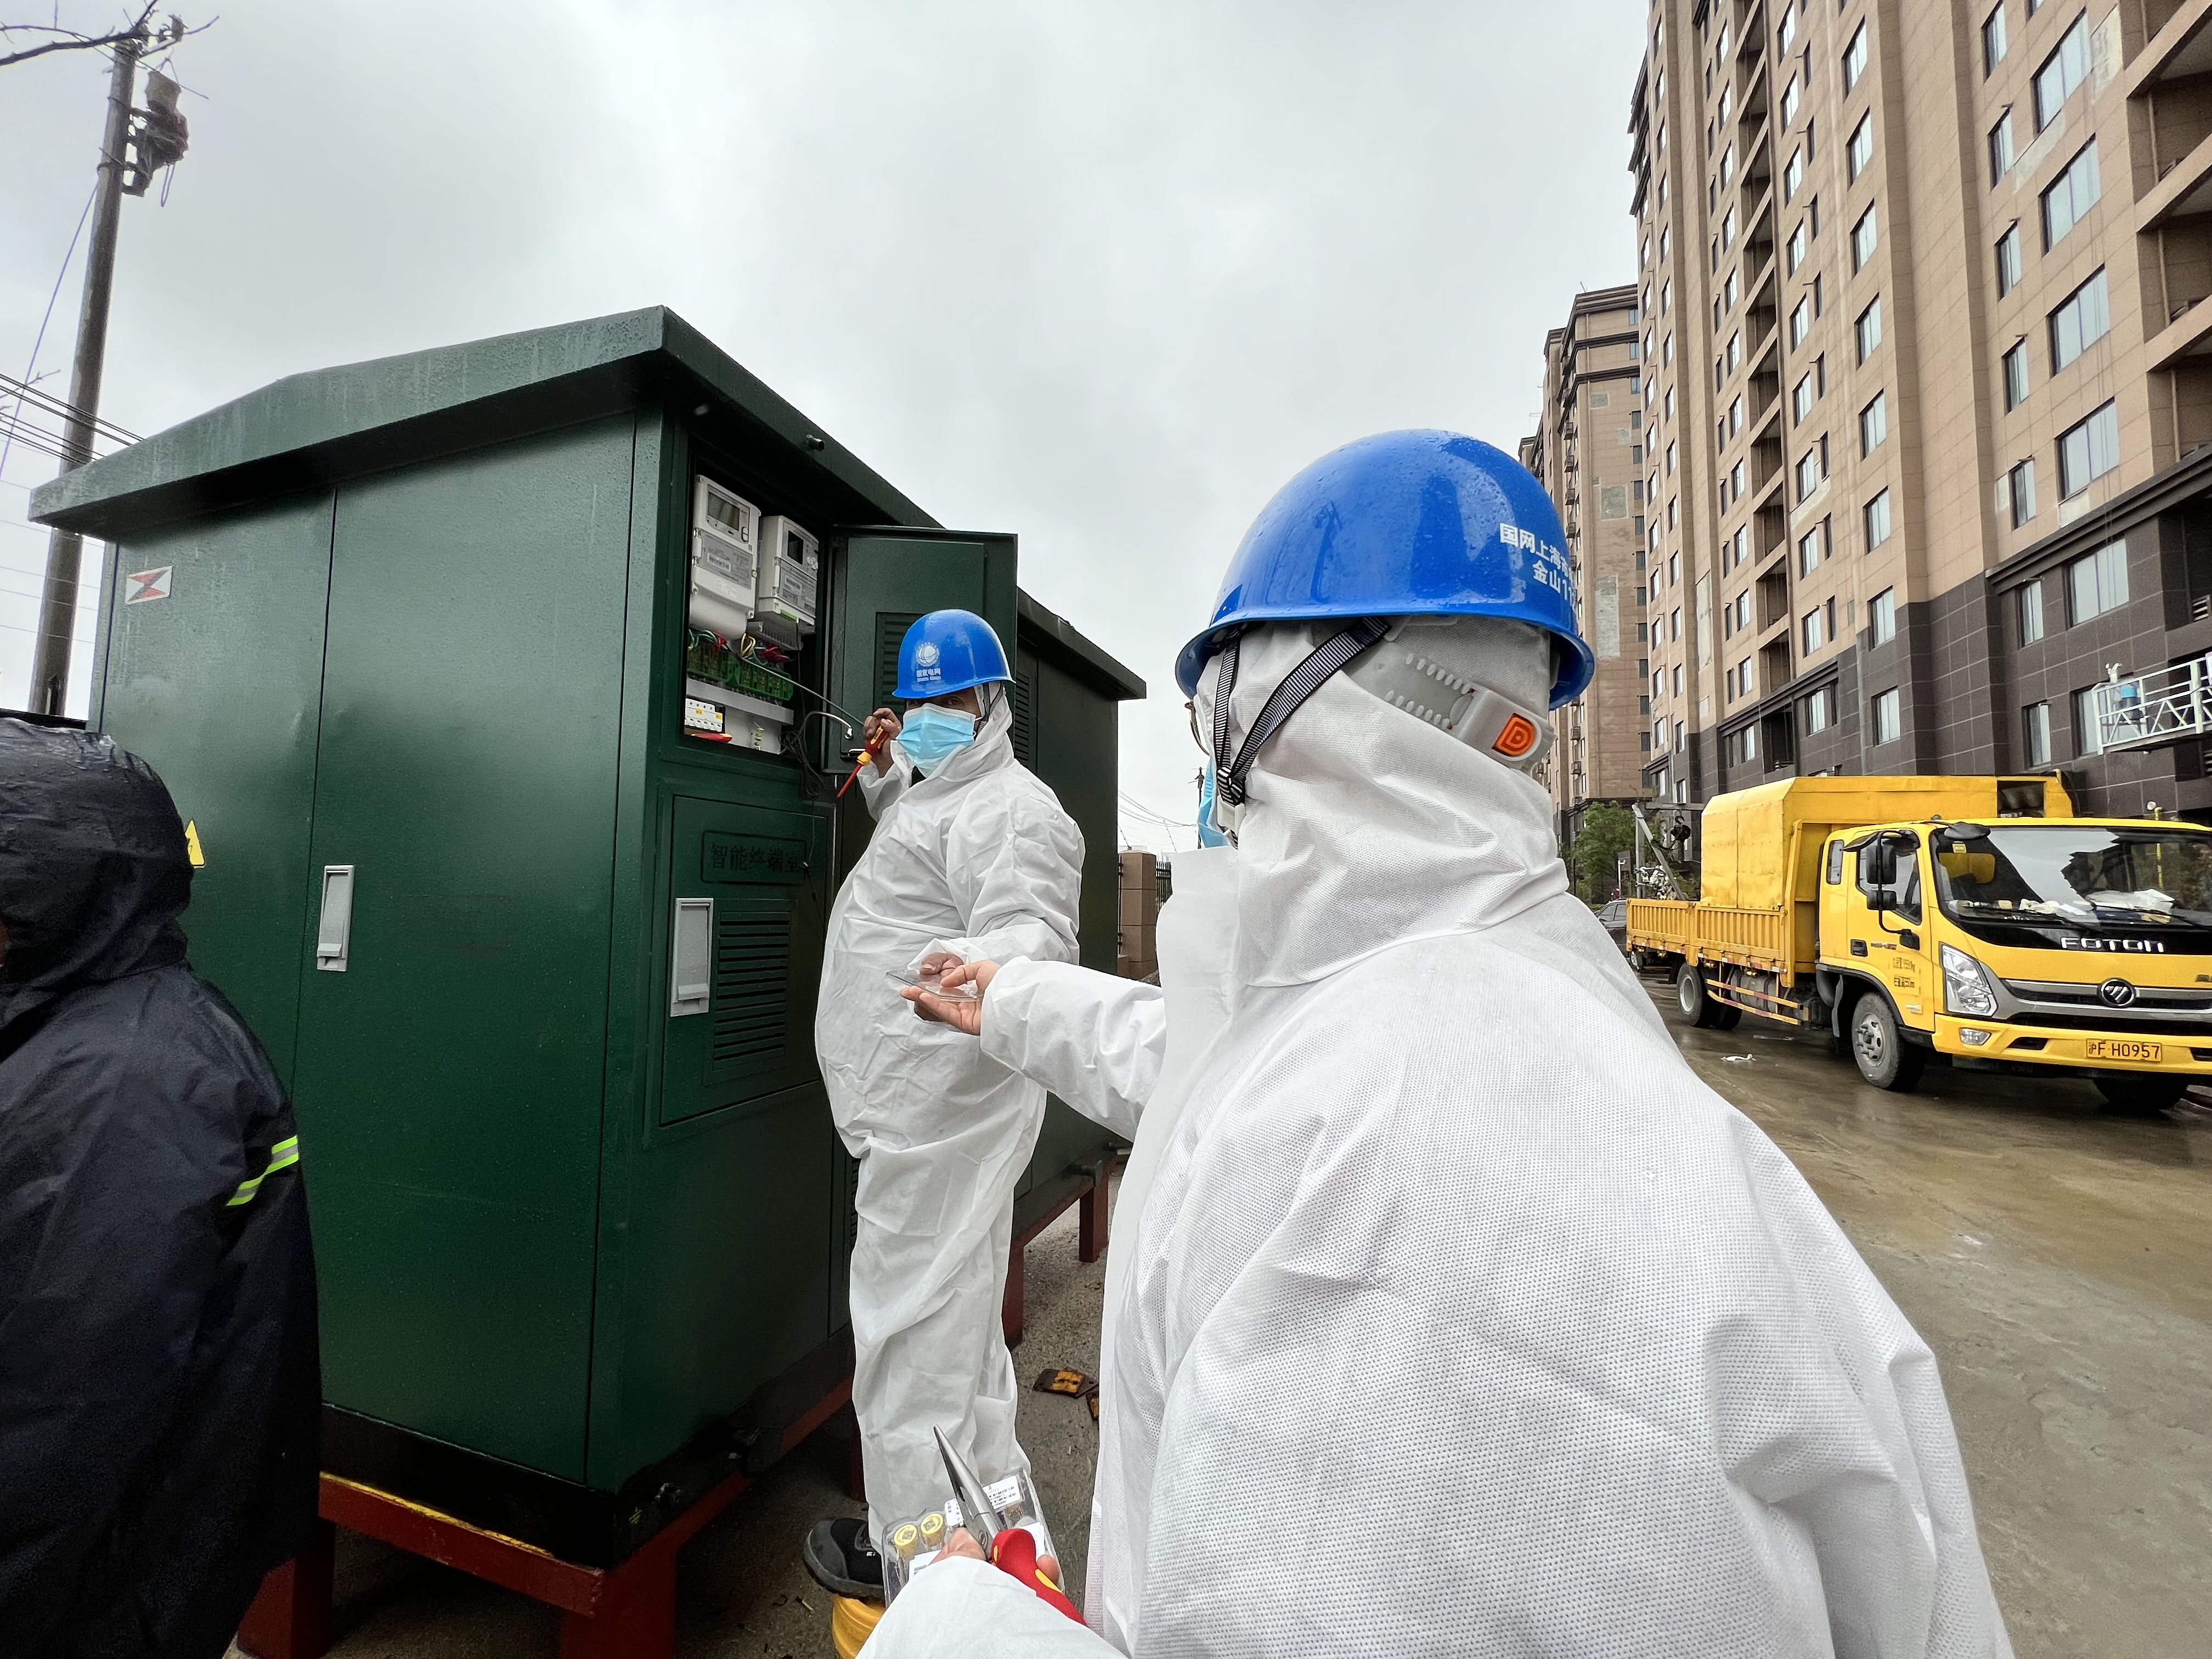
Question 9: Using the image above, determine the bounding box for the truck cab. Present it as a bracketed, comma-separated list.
[1818, 817, 2212, 1110]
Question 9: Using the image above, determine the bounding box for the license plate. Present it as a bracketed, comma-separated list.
[2084, 1039, 2162, 1063]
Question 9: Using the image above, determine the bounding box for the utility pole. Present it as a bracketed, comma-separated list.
[28, 24, 143, 716]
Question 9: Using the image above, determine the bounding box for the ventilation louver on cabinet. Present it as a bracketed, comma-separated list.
[875, 612, 924, 710]
[712, 912, 791, 1073]
[1012, 672, 1035, 768]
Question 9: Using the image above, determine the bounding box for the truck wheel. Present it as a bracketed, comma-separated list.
[1849, 994, 1924, 1092]
[2094, 1074, 2186, 1116]
[1677, 963, 1725, 1028]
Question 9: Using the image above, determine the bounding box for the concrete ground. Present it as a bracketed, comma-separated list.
[253, 986, 2211, 1658]
[1650, 976, 2212, 1658]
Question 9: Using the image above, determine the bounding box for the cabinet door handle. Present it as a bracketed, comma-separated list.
[316, 865, 355, 972]
[670, 896, 714, 1017]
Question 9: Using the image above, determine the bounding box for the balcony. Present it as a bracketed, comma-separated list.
[2088, 656, 2212, 753]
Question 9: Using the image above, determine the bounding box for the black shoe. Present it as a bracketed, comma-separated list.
[804, 1515, 884, 1601]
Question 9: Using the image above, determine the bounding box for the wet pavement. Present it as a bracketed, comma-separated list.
[1647, 975, 2212, 1658]
[244, 989, 2211, 1658]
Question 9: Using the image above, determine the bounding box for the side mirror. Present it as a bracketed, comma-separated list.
[1862, 841, 1896, 885]
[1867, 889, 1893, 913]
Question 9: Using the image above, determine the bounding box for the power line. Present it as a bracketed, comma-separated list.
[0, 185, 97, 486]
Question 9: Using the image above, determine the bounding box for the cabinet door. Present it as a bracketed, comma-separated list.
[94, 495, 336, 1086]
[827, 528, 1017, 874]
[658, 796, 828, 1127]
[290, 420, 635, 1481]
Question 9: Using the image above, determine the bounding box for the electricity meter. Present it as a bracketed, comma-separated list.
[754, 515, 820, 646]
[689, 477, 759, 637]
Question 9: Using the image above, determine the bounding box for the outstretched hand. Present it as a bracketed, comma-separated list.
[901, 958, 998, 1036]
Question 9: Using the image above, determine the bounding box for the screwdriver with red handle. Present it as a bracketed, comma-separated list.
[836, 718, 894, 799]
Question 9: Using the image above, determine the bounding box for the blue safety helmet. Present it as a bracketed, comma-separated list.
[895, 608, 1012, 700]
[1173, 430, 1596, 709]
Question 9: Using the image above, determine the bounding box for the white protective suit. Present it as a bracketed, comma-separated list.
[817, 689, 1085, 1540]
[866, 624, 2011, 1657]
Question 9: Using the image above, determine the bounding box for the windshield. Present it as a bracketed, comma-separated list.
[1931, 825, 2212, 928]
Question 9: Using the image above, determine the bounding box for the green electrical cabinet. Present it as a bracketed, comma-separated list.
[29, 308, 1144, 1564]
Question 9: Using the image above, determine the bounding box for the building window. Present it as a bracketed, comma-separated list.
[1739, 654, 1754, 696]
[2072, 686, 2103, 757]
[1664, 331, 1675, 364]
[1860, 392, 1888, 456]
[1997, 223, 2022, 296]
[1731, 458, 1747, 499]
[1872, 687, 1903, 746]
[2066, 539, 2129, 624]
[1785, 147, 1805, 202]
[1667, 439, 1677, 475]
[2010, 459, 2038, 527]
[2050, 268, 2111, 371]
[1733, 525, 1749, 568]
[1855, 297, 1882, 363]
[1984, 4, 2008, 74]
[1660, 225, 1670, 261]
[1779, 5, 1798, 55]
[1852, 205, 1880, 272]
[2018, 577, 2045, 642]
[2041, 142, 2101, 250]
[1730, 395, 1745, 437]
[1672, 607, 1682, 641]
[1735, 590, 1752, 631]
[1804, 687, 1834, 733]
[2058, 400, 2120, 498]
[1665, 385, 1675, 420]
[1848, 115, 1875, 182]
[1865, 488, 1893, 549]
[2034, 12, 2091, 131]
[1790, 296, 1812, 347]
[1662, 278, 1672, 313]
[1787, 220, 1808, 273]
[1799, 522, 1824, 575]
[1783, 74, 1802, 128]
[1797, 448, 1824, 501]
[2023, 701, 2051, 766]
[1720, 144, 1735, 189]
[1722, 207, 1737, 251]
[1726, 723, 1760, 764]
[1872, 587, 1897, 645]
[1989, 111, 2015, 184]
[1792, 373, 1814, 424]
[1803, 607, 1827, 654]
[1724, 268, 1740, 312]
[2003, 341, 2030, 410]
[1844, 22, 1869, 93]
[1728, 331, 1742, 373]
[1669, 551, 1680, 586]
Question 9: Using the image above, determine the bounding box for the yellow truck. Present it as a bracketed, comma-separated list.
[1626, 775, 2212, 1112]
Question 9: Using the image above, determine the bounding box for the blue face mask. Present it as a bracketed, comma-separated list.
[1195, 767, 1231, 848]
[899, 704, 978, 774]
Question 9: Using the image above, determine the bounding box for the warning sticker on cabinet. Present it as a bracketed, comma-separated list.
[125, 566, 173, 604]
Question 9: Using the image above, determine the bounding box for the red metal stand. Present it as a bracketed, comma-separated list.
[1000, 1158, 1115, 1348]
[236, 1159, 1115, 1656]
[233, 1379, 851, 1659]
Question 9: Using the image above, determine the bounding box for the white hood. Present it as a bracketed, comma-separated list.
[1197, 620, 1568, 986]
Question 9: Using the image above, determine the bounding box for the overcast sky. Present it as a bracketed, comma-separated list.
[1, 0, 1644, 850]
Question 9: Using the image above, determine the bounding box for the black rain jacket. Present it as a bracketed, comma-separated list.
[0, 720, 319, 1658]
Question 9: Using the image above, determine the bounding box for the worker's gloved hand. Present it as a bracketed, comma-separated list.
[902, 959, 998, 1037]
[864, 707, 902, 772]
[940, 1527, 1083, 1624]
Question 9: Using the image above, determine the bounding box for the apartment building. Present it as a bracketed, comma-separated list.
[1628, 0, 2212, 821]
[1520, 286, 1652, 834]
